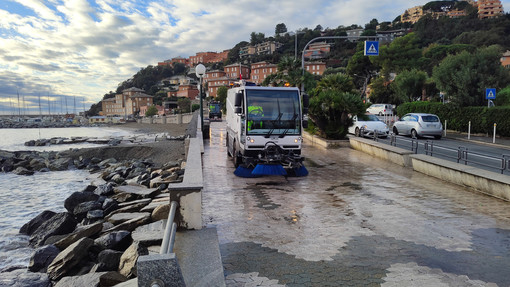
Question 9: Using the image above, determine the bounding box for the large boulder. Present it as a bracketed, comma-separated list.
[54, 271, 127, 287]
[94, 249, 124, 272]
[94, 182, 115, 196]
[28, 244, 60, 273]
[64, 191, 99, 213]
[53, 221, 103, 250]
[107, 212, 151, 225]
[13, 166, 34, 176]
[0, 268, 51, 287]
[131, 220, 166, 246]
[94, 230, 132, 251]
[118, 242, 148, 278]
[102, 214, 151, 234]
[73, 201, 102, 221]
[47, 157, 73, 171]
[29, 212, 77, 248]
[47, 237, 94, 281]
[20, 210, 56, 236]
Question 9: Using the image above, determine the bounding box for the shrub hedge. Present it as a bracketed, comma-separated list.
[395, 102, 510, 136]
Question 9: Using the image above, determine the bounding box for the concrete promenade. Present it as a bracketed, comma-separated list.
[200, 122, 510, 287]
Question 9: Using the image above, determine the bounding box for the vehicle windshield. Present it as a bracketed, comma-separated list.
[209, 104, 221, 113]
[360, 114, 380, 121]
[421, 115, 439, 122]
[246, 89, 301, 136]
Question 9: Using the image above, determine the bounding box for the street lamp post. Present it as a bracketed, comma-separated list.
[195, 63, 206, 132]
[294, 30, 304, 59]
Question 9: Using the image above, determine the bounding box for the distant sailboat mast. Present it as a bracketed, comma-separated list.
[47, 92, 51, 115]
[17, 88, 21, 117]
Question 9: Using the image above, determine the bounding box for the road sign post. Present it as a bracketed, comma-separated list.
[486, 88, 496, 107]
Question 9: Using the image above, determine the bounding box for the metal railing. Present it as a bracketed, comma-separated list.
[160, 201, 179, 254]
[424, 141, 510, 174]
[388, 133, 510, 174]
[390, 134, 419, 154]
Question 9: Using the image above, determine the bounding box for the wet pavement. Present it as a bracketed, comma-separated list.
[202, 121, 510, 287]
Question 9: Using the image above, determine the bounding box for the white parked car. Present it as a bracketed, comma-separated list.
[392, 113, 443, 139]
[366, 104, 393, 116]
[349, 114, 389, 138]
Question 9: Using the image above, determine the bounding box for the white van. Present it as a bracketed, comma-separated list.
[366, 104, 393, 116]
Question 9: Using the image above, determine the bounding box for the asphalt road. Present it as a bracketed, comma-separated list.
[366, 133, 510, 175]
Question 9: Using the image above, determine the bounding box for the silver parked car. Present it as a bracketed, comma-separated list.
[392, 113, 443, 139]
[349, 114, 389, 138]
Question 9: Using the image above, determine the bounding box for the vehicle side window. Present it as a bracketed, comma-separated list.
[412, 115, 418, 122]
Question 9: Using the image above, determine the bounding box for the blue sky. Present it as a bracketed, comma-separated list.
[0, 0, 508, 115]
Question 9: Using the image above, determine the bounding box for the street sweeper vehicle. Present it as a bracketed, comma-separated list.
[208, 101, 222, 121]
[226, 81, 309, 177]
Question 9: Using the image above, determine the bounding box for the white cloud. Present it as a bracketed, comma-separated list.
[0, 0, 508, 114]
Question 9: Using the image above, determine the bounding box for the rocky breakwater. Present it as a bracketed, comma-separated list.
[0, 152, 186, 286]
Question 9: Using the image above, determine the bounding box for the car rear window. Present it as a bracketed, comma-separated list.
[421, 116, 439, 122]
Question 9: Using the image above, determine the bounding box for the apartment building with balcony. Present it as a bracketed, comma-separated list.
[207, 78, 232, 98]
[401, 6, 424, 23]
[250, 61, 278, 84]
[224, 63, 250, 80]
[239, 41, 282, 58]
[303, 42, 331, 60]
[305, 62, 327, 76]
[204, 70, 227, 83]
[478, 0, 504, 18]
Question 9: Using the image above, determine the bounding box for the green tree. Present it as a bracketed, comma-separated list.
[392, 69, 428, 104]
[250, 32, 265, 45]
[153, 90, 168, 106]
[495, 86, 510, 106]
[432, 46, 510, 106]
[262, 56, 303, 88]
[371, 33, 422, 75]
[216, 86, 228, 112]
[177, 98, 191, 113]
[368, 76, 393, 104]
[275, 23, 287, 35]
[308, 73, 365, 139]
[145, 105, 158, 117]
[308, 90, 364, 139]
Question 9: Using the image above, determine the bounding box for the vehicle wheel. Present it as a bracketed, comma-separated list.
[434, 135, 442, 140]
[411, 129, 419, 139]
[226, 135, 231, 156]
[233, 144, 242, 168]
[355, 127, 361, 137]
[378, 112, 383, 116]
[393, 126, 399, 135]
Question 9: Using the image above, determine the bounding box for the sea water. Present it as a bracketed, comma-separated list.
[0, 127, 131, 270]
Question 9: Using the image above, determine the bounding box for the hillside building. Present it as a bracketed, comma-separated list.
[478, 0, 504, 18]
[101, 87, 153, 117]
[250, 61, 278, 84]
[501, 50, 510, 68]
[239, 41, 282, 58]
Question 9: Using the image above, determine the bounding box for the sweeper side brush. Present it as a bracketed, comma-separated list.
[233, 141, 308, 178]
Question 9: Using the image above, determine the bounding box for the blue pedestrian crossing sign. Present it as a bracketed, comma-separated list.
[486, 88, 496, 100]
[364, 41, 379, 56]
